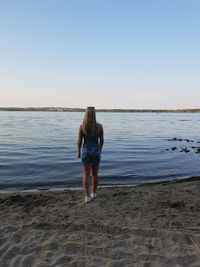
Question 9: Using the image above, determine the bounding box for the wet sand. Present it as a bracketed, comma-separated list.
[1, 177, 200, 267]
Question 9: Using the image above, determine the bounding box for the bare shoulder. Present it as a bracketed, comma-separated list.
[97, 122, 103, 129]
[79, 124, 83, 133]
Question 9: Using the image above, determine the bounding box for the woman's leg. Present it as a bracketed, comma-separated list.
[83, 165, 91, 197]
[91, 165, 99, 193]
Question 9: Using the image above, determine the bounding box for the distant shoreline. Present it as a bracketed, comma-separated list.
[0, 107, 200, 113]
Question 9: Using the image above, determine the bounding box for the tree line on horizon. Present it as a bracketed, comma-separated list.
[0, 107, 200, 113]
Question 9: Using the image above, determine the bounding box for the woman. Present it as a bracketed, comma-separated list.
[77, 107, 104, 203]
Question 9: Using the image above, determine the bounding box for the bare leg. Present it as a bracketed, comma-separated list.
[83, 165, 91, 197]
[91, 165, 99, 193]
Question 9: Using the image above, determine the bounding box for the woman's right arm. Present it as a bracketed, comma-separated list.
[77, 125, 83, 158]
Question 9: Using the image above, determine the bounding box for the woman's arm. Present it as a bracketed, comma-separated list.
[99, 124, 104, 152]
[77, 125, 83, 158]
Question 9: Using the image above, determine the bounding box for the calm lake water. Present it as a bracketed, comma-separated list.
[0, 111, 200, 191]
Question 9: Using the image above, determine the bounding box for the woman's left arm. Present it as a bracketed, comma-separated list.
[99, 125, 104, 152]
[77, 125, 83, 158]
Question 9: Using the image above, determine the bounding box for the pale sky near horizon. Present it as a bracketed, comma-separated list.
[0, 0, 200, 109]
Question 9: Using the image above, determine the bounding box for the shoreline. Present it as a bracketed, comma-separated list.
[1, 107, 200, 113]
[1, 176, 200, 266]
[1, 175, 200, 195]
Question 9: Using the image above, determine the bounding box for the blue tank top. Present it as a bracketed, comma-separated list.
[83, 133, 100, 151]
[81, 127, 101, 165]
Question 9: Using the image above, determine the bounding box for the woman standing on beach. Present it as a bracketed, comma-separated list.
[77, 107, 104, 203]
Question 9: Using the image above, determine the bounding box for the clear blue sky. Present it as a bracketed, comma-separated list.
[0, 0, 200, 109]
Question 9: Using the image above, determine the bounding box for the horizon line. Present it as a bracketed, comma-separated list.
[0, 107, 200, 112]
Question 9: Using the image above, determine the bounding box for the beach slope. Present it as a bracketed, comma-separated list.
[1, 178, 200, 267]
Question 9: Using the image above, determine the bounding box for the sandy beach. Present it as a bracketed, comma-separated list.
[1, 178, 200, 267]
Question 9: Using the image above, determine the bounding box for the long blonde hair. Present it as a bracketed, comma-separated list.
[82, 107, 97, 135]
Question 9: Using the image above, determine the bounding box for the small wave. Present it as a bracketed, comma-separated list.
[0, 178, 82, 191]
[0, 174, 198, 192]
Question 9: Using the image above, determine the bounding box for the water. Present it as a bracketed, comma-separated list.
[0, 111, 200, 191]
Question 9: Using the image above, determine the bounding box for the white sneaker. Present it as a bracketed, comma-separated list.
[85, 196, 91, 203]
[91, 192, 97, 199]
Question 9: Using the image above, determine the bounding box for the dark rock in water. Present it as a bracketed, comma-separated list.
[171, 147, 178, 151]
[183, 139, 194, 142]
[197, 141, 200, 144]
[168, 138, 177, 141]
[191, 146, 198, 149]
[196, 147, 200, 153]
[165, 148, 169, 151]
[180, 147, 190, 153]
[168, 137, 195, 143]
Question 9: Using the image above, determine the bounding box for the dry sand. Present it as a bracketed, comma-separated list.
[1, 178, 200, 267]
